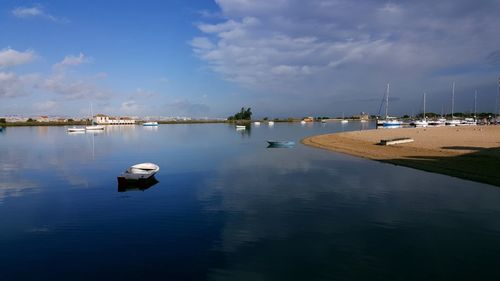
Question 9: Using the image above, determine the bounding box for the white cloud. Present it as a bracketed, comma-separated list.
[0, 72, 39, 98]
[53, 53, 91, 70]
[41, 73, 109, 100]
[11, 5, 68, 23]
[0, 48, 36, 68]
[34, 100, 58, 111]
[191, 0, 500, 114]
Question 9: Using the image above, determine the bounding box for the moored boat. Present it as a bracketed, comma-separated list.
[67, 127, 85, 133]
[85, 125, 105, 130]
[268, 121, 275, 126]
[143, 121, 159, 126]
[236, 125, 246, 130]
[117, 163, 160, 184]
[267, 140, 295, 147]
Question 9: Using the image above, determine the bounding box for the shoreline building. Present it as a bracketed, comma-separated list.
[94, 114, 136, 125]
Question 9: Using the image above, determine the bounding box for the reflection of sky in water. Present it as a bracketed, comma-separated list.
[1, 123, 500, 280]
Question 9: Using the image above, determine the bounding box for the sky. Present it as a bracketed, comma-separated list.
[1, 0, 500, 118]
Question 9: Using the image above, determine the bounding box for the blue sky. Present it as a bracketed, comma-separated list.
[1, 0, 500, 118]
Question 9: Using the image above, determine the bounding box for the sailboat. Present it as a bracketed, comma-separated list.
[412, 92, 428, 127]
[341, 113, 348, 124]
[445, 82, 461, 126]
[85, 103, 105, 131]
[377, 83, 402, 128]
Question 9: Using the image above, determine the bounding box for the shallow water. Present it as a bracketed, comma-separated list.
[1, 122, 500, 280]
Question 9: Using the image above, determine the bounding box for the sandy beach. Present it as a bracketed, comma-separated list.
[302, 126, 500, 186]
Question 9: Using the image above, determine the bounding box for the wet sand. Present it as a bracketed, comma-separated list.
[302, 126, 500, 186]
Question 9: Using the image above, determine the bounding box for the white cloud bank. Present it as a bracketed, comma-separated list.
[192, 0, 500, 114]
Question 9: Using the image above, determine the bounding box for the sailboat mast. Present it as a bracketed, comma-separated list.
[474, 90, 477, 118]
[451, 81, 455, 118]
[423, 92, 426, 119]
[385, 83, 389, 119]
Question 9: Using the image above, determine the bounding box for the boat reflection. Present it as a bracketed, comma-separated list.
[117, 176, 159, 192]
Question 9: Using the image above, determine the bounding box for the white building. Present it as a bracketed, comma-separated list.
[94, 114, 135, 125]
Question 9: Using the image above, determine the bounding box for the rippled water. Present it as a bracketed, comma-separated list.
[1, 122, 500, 280]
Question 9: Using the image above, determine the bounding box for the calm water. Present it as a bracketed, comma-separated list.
[1, 122, 500, 280]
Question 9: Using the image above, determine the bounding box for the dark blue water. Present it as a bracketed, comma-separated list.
[1, 122, 500, 280]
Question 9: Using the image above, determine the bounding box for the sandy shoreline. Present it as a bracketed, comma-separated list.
[302, 126, 500, 187]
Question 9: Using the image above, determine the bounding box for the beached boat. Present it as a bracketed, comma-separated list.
[67, 127, 85, 133]
[457, 118, 477, 126]
[445, 119, 461, 126]
[143, 121, 159, 126]
[377, 83, 402, 128]
[411, 92, 428, 127]
[117, 163, 160, 184]
[267, 140, 295, 147]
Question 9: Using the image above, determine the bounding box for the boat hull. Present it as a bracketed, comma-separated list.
[267, 140, 295, 147]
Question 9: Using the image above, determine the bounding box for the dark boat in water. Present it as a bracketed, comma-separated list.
[267, 140, 295, 148]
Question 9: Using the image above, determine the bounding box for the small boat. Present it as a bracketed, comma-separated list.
[254, 121, 261, 126]
[445, 119, 461, 126]
[382, 119, 403, 128]
[117, 163, 160, 184]
[340, 113, 348, 123]
[236, 125, 246, 130]
[267, 140, 295, 147]
[411, 119, 428, 127]
[300, 120, 306, 125]
[67, 127, 85, 132]
[360, 119, 368, 122]
[321, 119, 327, 123]
[86, 125, 105, 130]
[268, 121, 274, 126]
[143, 121, 159, 126]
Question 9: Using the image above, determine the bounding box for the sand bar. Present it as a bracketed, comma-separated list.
[302, 126, 500, 187]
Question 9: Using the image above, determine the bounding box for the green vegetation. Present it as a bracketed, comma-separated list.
[227, 107, 252, 121]
[0, 118, 5, 124]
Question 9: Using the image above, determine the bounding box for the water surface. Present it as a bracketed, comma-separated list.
[1, 122, 500, 280]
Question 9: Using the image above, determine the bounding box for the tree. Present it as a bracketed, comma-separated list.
[27, 118, 34, 122]
[228, 107, 252, 120]
[0, 118, 5, 123]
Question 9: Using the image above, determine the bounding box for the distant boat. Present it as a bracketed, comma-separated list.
[67, 127, 85, 133]
[236, 125, 246, 130]
[412, 92, 428, 127]
[267, 140, 295, 147]
[445, 82, 461, 126]
[86, 103, 105, 131]
[321, 119, 327, 123]
[378, 83, 402, 128]
[143, 121, 159, 126]
[86, 125, 105, 130]
[300, 120, 306, 125]
[254, 121, 261, 126]
[117, 163, 160, 184]
[341, 113, 348, 123]
[268, 121, 274, 126]
[360, 119, 368, 123]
